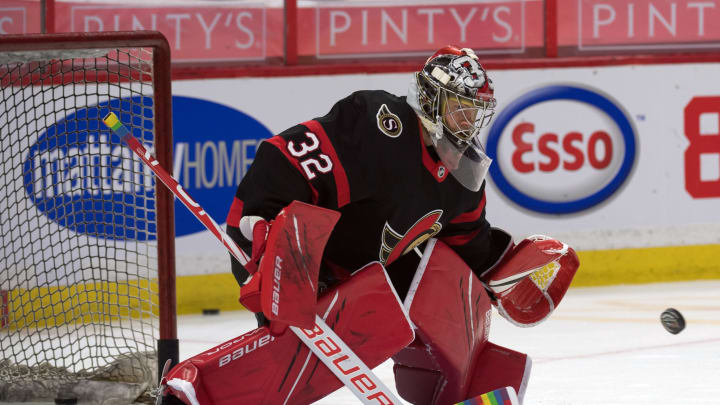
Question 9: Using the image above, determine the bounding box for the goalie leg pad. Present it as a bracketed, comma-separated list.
[393, 364, 443, 404]
[466, 342, 532, 404]
[393, 239, 494, 405]
[165, 262, 414, 405]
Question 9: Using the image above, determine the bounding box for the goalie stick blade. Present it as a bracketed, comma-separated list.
[455, 386, 519, 405]
[259, 201, 340, 330]
[154, 358, 172, 405]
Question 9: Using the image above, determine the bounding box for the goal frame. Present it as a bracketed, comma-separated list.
[0, 30, 178, 381]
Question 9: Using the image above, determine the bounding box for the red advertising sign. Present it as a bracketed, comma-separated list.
[684, 96, 720, 198]
[559, 0, 720, 52]
[56, 3, 283, 62]
[1, 1, 42, 35]
[50, 1, 542, 63]
[300, 1, 544, 58]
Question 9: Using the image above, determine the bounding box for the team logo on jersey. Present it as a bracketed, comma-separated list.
[380, 210, 442, 265]
[376, 104, 402, 138]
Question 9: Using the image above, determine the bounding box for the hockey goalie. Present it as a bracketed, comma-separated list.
[158, 45, 580, 405]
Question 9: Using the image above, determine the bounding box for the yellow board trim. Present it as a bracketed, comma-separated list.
[572, 244, 720, 287]
[2, 280, 157, 330]
[173, 244, 720, 313]
[175, 273, 244, 314]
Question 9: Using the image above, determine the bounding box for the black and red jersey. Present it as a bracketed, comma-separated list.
[227, 90, 504, 290]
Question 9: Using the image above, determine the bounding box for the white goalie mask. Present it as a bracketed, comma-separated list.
[408, 46, 496, 191]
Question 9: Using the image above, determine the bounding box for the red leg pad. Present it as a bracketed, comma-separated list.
[393, 239, 493, 405]
[467, 342, 532, 402]
[390, 338, 437, 370]
[166, 262, 414, 405]
[392, 364, 443, 404]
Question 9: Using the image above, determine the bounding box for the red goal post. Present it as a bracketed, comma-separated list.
[0, 31, 176, 403]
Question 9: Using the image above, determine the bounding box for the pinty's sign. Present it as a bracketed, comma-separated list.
[309, 1, 540, 58]
[58, 3, 269, 62]
[564, 0, 720, 51]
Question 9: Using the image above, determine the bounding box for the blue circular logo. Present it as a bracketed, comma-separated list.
[486, 85, 637, 214]
[23, 96, 156, 240]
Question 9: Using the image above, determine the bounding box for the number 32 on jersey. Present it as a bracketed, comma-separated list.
[287, 132, 333, 179]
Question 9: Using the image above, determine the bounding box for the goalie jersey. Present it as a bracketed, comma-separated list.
[227, 90, 504, 293]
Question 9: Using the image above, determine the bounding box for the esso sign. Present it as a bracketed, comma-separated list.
[487, 85, 637, 214]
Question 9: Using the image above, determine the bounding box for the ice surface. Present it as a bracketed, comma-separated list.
[178, 280, 720, 405]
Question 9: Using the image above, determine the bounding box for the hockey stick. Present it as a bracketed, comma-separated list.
[102, 113, 401, 405]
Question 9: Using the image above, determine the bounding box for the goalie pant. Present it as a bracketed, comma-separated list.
[161, 237, 569, 405]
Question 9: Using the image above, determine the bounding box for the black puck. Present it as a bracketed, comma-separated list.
[202, 308, 220, 315]
[54, 398, 78, 405]
[660, 308, 686, 334]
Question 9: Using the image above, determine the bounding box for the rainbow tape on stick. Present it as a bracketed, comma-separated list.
[102, 112, 130, 136]
[455, 386, 518, 405]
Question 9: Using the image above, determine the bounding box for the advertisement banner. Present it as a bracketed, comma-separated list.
[558, 0, 720, 53]
[11, 63, 717, 279]
[49, 1, 543, 63]
[55, 2, 283, 62]
[301, 0, 544, 58]
[1, 1, 41, 35]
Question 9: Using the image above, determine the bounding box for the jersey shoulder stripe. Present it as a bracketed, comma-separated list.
[450, 193, 486, 224]
[441, 227, 483, 246]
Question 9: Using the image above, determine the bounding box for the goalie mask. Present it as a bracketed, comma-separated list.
[408, 46, 496, 191]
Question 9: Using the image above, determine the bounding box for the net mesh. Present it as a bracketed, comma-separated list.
[0, 46, 161, 403]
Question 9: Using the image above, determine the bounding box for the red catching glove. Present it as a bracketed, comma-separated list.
[480, 234, 580, 327]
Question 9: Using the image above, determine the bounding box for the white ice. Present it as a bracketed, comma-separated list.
[178, 280, 720, 405]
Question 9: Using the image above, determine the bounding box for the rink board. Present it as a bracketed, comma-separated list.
[3, 60, 720, 318]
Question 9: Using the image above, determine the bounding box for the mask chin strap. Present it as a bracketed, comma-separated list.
[431, 115, 444, 142]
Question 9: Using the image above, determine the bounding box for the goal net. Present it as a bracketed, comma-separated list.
[0, 31, 176, 404]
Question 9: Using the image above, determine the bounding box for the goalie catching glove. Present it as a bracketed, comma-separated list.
[480, 233, 580, 327]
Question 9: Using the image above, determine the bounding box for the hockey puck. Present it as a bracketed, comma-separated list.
[202, 308, 220, 315]
[54, 398, 77, 404]
[660, 308, 685, 334]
